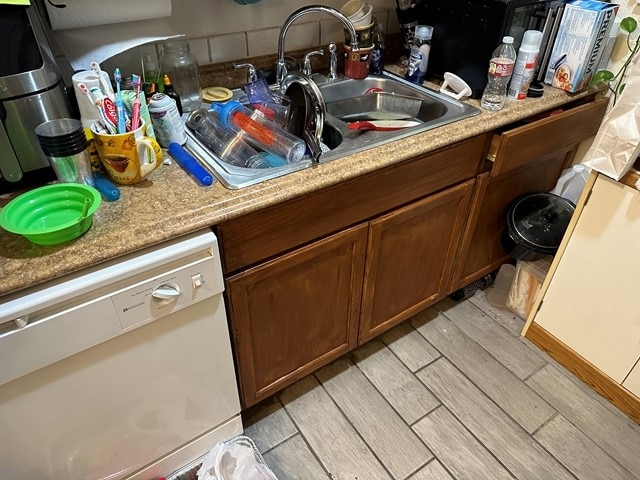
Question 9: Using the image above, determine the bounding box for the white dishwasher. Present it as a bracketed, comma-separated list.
[0, 229, 242, 480]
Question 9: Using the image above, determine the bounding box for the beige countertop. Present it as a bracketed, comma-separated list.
[0, 83, 601, 298]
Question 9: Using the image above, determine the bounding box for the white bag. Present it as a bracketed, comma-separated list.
[197, 436, 279, 480]
[583, 57, 640, 180]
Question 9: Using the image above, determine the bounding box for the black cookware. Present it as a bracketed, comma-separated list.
[502, 192, 575, 261]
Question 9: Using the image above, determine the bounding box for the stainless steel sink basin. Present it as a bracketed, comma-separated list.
[316, 72, 480, 163]
[183, 71, 480, 188]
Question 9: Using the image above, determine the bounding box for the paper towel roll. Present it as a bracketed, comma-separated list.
[46, 0, 171, 30]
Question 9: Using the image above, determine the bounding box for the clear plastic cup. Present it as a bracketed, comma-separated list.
[211, 101, 305, 164]
[188, 109, 272, 169]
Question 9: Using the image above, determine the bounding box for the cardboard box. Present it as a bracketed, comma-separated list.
[544, 0, 619, 92]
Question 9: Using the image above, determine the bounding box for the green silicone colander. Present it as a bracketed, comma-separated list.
[0, 183, 101, 245]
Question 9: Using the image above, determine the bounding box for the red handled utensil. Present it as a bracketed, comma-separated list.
[347, 119, 421, 131]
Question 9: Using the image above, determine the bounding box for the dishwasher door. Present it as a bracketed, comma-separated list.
[0, 230, 242, 480]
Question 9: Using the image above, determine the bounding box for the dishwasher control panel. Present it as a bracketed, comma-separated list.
[111, 256, 222, 330]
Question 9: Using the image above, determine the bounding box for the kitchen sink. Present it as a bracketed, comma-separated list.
[184, 71, 480, 189]
[317, 72, 481, 163]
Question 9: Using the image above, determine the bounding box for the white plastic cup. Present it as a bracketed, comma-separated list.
[341, 0, 365, 20]
[352, 4, 373, 27]
[486, 264, 516, 308]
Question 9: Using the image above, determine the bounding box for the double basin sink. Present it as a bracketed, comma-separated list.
[185, 71, 480, 189]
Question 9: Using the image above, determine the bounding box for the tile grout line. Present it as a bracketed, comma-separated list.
[312, 364, 433, 480]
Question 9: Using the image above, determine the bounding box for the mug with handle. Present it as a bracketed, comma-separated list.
[91, 119, 162, 185]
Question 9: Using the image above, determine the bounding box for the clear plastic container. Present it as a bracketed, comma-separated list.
[159, 41, 202, 113]
[481, 36, 517, 111]
[486, 263, 516, 308]
[211, 100, 306, 164]
[186, 108, 270, 169]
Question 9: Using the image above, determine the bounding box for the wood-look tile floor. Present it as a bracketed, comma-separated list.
[242, 291, 640, 480]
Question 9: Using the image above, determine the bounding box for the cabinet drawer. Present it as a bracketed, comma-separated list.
[490, 97, 607, 176]
[218, 134, 487, 274]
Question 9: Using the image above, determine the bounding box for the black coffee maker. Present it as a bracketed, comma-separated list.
[0, 3, 73, 193]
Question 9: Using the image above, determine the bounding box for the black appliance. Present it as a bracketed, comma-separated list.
[419, 0, 569, 98]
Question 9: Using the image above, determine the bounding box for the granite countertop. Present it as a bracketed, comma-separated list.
[0, 83, 601, 298]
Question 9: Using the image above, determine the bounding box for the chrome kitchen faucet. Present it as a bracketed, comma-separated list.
[276, 5, 359, 86]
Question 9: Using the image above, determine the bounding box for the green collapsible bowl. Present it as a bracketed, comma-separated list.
[0, 183, 101, 245]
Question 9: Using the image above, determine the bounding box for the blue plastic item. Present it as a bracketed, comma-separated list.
[93, 171, 120, 201]
[168, 142, 214, 186]
[210, 100, 241, 130]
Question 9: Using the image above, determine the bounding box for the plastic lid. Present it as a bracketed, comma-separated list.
[210, 100, 241, 129]
[522, 30, 543, 49]
[573, 164, 586, 173]
[506, 193, 575, 254]
[415, 25, 433, 41]
[503, 36, 514, 44]
[202, 86, 233, 103]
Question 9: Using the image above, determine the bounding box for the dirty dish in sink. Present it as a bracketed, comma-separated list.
[326, 92, 423, 121]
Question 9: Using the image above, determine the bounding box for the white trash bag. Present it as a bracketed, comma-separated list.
[197, 436, 279, 480]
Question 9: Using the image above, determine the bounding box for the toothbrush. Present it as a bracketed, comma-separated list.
[114, 68, 127, 134]
[130, 74, 142, 131]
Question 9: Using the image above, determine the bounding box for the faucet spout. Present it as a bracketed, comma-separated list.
[276, 5, 359, 86]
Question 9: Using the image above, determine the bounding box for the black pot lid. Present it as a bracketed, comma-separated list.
[506, 193, 575, 253]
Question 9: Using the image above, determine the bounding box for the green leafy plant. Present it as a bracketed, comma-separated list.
[591, 16, 639, 105]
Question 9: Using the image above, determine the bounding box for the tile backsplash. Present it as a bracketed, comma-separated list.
[99, 0, 399, 77]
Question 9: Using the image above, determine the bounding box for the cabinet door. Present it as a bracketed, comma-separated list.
[359, 179, 474, 343]
[451, 154, 568, 291]
[227, 224, 367, 408]
[533, 175, 640, 383]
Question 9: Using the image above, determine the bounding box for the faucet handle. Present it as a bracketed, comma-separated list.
[302, 48, 324, 76]
[233, 62, 257, 83]
[328, 43, 339, 80]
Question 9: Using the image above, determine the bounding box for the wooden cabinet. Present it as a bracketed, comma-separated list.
[524, 173, 640, 423]
[218, 95, 609, 409]
[450, 97, 608, 291]
[490, 98, 608, 176]
[360, 179, 474, 343]
[219, 137, 486, 407]
[227, 224, 367, 406]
